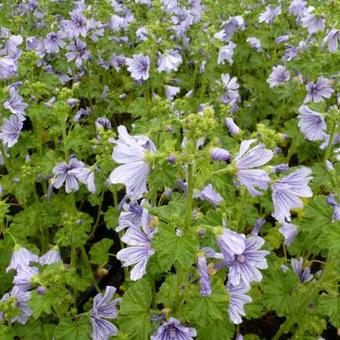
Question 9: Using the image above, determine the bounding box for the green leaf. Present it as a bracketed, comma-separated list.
[103, 206, 119, 230]
[317, 295, 340, 328]
[89, 238, 113, 266]
[156, 274, 179, 310]
[152, 224, 197, 271]
[29, 291, 53, 319]
[54, 316, 91, 340]
[118, 279, 152, 340]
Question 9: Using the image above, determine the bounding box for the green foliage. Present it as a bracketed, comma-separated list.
[89, 238, 113, 266]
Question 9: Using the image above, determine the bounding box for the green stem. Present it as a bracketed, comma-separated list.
[185, 163, 194, 228]
[80, 245, 101, 293]
[61, 118, 69, 160]
[323, 118, 337, 162]
[0, 142, 10, 171]
[235, 188, 247, 232]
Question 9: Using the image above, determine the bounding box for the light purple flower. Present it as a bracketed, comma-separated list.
[267, 65, 290, 88]
[0, 115, 23, 148]
[66, 39, 91, 68]
[39, 246, 62, 265]
[220, 73, 239, 105]
[291, 257, 313, 282]
[226, 235, 269, 286]
[275, 34, 291, 44]
[109, 125, 156, 200]
[151, 317, 197, 340]
[226, 281, 252, 325]
[197, 254, 212, 296]
[272, 167, 313, 222]
[288, 0, 307, 18]
[136, 26, 148, 41]
[216, 228, 246, 261]
[13, 266, 39, 292]
[246, 37, 262, 51]
[1, 287, 32, 324]
[323, 29, 340, 53]
[211, 147, 230, 161]
[44, 31, 66, 53]
[157, 50, 182, 73]
[234, 140, 273, 197]
[52, 158, 89, 193]
[126, 54, 150, 81]
[217, 42, 236, 65]
[225, 117, 241, 136]
[116, 202, 146, 233]
[3, 88, 28, 121]
[279, 222, 298, 246]
[301, 8, 325, 34]
[62, 9, 88, 38]
[304, 77, 334, 103]
[116, 219, 155, 281]
[259, 6, 281, 24]
[199, 184, 223, 206]
[327, 195, 340, 222]
[164, 85, 180, 100]
[90, 286, 120, 340]
[0, 57, 17, 80]
[95, 117, 112, 130]
[251, 218, 265, 236]
[6, 247, 39, 273]
[298, 105, 327, 141]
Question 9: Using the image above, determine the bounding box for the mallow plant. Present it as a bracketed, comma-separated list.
[0, 0, 339, 339]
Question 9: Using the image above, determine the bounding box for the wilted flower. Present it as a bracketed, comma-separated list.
[297, 105, 327, 141]
[197, 254, 212, 296]
[304, 77, 334, 103]
[3, 88, 28, 121]
[217, 42, 236, 65]
[6, 247, 38, 273]
[90, 286, 120, 340]
[225, 117, 241, 136]
[279, 221, 298, 246]
[157, 50, 182, 73]
[211, 147, 230, 161]
[116, 218, 155, 281]
[291, 257, 313, 282]
[199, 184, 223, 206]
[226, 281, 252, 324]
[272, 167, 313, 222]
[126, 54, 150, 81]
[109, 125, 156, 200]
[234, 140, 273, 197]
[258, 5, 281, 24]
[0, 115, 23, 148]
[267, 65, 290, 88]
[151, 317, 197, 340]
[39, 246, 62, 265]
[322, 29, 340, 53]
[327, 195, 340, 222]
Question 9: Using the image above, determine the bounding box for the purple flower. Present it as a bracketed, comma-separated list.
[90, 286, 120, 340]
[272, 164, 289, 173]
[39, 246, 62, 265]
[216, 228, 246, 261]
[0, 57, 17, 80]
[251, 218, 265, 236]
[225, 117, 241, 136]
[13, 266, 39, 292]
[226, 281, 252, 324]
[116, 219, 155, 281]
[298, 105, 327, 141]
[275, 34, 291, 44]
[288, 0, 307, 18]
[6, 247, 39, 273]
[323, 29, 340, 53]
[151, 317, 197, 340]
[52, 158, 89, 193]
[1, 287, 32, 324]
[109, 125, 156, 200]
[327, 195, 340, 222]
[3, 88, 28, 121]
[217, 42, 236, 65]
[234, 140, 273, 197]
[226, 235, 269, 286]
[272, 167, 313, 222]
[279, 222, 298, 246]
[211, 147, 230, 161]
[267, 65, 290, 88]
[62, 9, 88, 38]
[116, 202, 146, 233]
[258, 6, 281, 24]
[197, 254, 212, 296]
[220, 73, 239, 105]
[66, 39, 91, 68]
[301, 9, 325, 34]
[164, 85, 180, 100]
[95, 117, 112, 130]
[291, 257, 313, 282]
[157, 50, 182, 73]
[126, 54, 150, 81]
[304, 77, 334, 103]
[199, 184, 223, 206]
[44, 31, 66, 53]
[0, 115, 23, 148]
[246, 37, 262, 52]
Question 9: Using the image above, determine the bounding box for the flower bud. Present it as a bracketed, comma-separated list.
[211, 147, 230, 161]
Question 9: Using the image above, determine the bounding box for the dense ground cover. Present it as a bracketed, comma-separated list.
[0, 0, 339, 339]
